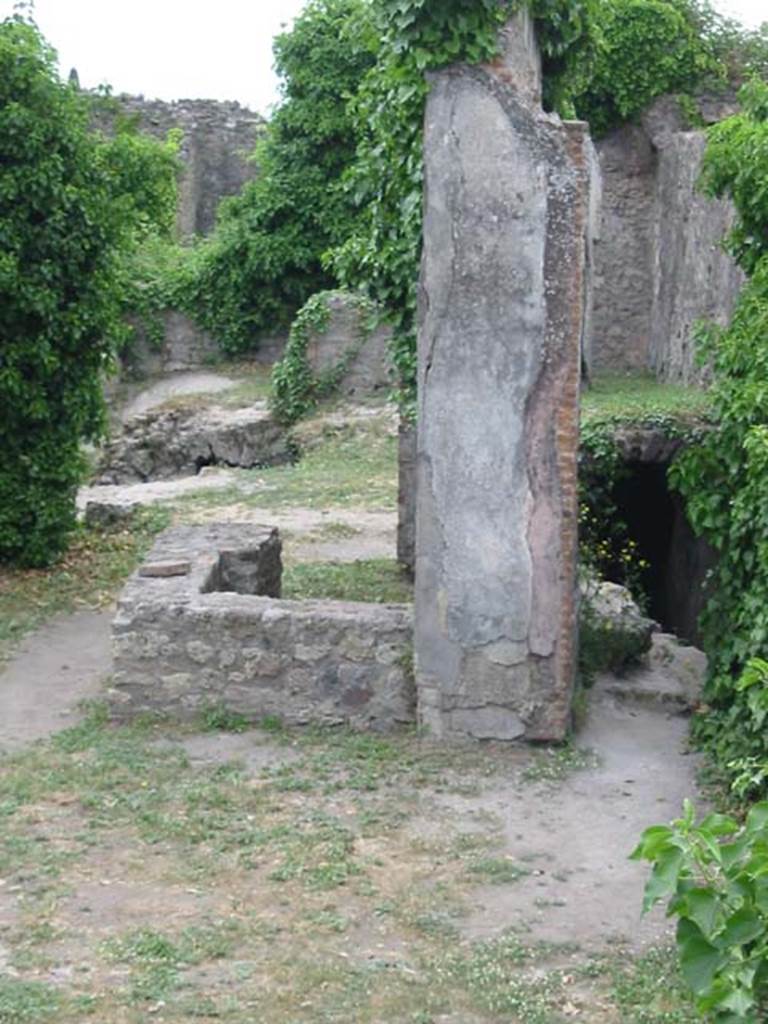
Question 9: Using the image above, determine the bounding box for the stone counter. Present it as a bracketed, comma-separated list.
[111, 525, 415, 730]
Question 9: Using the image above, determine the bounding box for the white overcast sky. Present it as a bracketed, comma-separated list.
[0, 0, 765, 116]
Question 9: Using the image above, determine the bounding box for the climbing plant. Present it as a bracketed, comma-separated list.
[0, 16, 179, 567]
[575, 0, 721, 136]
[270, 290, 377, 426]
[669, 80, 768, 793]
[183, 0, 379, 355]
[330, 0, 601, 410]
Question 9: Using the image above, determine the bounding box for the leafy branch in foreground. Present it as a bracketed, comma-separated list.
[633, 800, 768, 1022]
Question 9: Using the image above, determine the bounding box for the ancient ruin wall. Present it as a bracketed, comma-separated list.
[95, 96, 265, 376]
[591, 97, 743, 381]
[415, 14, 585, 742]
[591, 124, 657, 375]
[111, 525, 414, 729]
[104, 95, 264, 237]
[650, 130, 744, 383]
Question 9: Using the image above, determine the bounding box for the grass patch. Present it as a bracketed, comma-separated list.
[310, 520, 362, 540]
[0, 507, 169, 663]
[0, 715, 704, 1023]
[466, 856, 531, 885]
[103, 921, 242, 1004]
[282, 559, 413, 604]
[581, 373, 711, 426]
[199, 702, 251, 734]
[177, 413, 397, 514]
[434, 931, 564, 1022]
[0, 980, 61, 1023]
[594, 945, 698, 1022]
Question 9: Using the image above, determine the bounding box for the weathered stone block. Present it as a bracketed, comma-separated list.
[303, 292, 391, 397]
[415, 14, 584, 741]
[95, 404, 293, 484]
[111, 525, 415, 731]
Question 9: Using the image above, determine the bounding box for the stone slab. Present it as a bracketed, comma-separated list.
[414, 18, 584, 742]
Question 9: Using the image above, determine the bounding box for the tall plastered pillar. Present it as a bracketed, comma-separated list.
[414, 11, 589, 741]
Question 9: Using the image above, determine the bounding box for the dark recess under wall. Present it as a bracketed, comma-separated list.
[611, 460, 717, 645]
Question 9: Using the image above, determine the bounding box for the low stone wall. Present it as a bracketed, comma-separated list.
[95, 404, 292, 484]
[120, 313, 219, 377]
[111, 525, 415, 730]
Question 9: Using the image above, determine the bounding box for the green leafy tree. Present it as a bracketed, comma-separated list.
[633, 799, 768, 1022]
[183, 0, 379, 355]
[575, 0, 720, 135]
[670, 80, 768, 790]
[0, 16, 178, 567]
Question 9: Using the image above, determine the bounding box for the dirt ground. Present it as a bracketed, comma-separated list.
[0, 612, 113, 756]
[0, 375, 702, 1022]
[0, 610, 701, 1022]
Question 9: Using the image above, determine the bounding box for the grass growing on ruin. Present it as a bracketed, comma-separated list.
[178, 410, 398, 515]
[581, 373, 711, 425]
[282, 558, 413, 604]
[0, 508, 169, 663]
[0, 711, 697, 1023]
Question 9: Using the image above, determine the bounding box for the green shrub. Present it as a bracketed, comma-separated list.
[575, 0, 719, 136]
[183, 0, 378, 355]
[633, 800, 768, 1022]
[670, 82, 768, 790]
[0, 17, 178, 567]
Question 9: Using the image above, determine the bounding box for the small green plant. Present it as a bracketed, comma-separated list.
[632, 799, 768, 1022]
[270, 290, 378, 426]
[199, 703, 251, 734]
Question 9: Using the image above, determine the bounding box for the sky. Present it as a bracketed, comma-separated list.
[0, 0, 765, 117]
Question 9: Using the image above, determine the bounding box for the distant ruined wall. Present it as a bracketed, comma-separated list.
[592, 95, 744, 382]
[96, 96, 266, 376]
[649, 127, 744, 384]
[107, 95, 264, 237]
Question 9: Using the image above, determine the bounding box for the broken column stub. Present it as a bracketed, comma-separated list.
[415, 26, 586, 742]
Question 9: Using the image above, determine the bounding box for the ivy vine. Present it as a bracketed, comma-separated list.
[669, 80, 768, 794]
[270, 290, 378, 426]
[330, 0, 600, 413]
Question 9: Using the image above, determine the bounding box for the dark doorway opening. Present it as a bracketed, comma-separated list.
[610, 460, 716, 645]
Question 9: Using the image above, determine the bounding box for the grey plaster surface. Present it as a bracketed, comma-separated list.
[415, 48, 582, 741]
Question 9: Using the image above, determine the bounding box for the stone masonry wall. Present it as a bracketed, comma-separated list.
[95, 96, 265, 377]
[414, 11, 583, 743]
[591, 124, 656, 374]
[111, 525, 415, 730]
[649, 129, 744, 384]
[102, 95, 264, 238]
[592, 95, 743, 380]
[304, 293, 392, 397]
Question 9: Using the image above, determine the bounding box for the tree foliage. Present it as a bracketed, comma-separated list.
[669, 80, 768, 792]
[575, 0, 719, 136]
[182, 0, 378, 355]
[0, 16, 178, 567]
